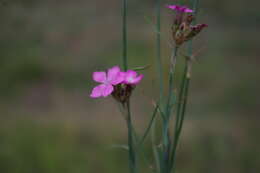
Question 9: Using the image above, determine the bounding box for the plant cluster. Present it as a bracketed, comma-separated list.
[90, 2, 207, 173]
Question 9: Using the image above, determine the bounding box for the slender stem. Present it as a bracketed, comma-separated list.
[139, 105, 158, 145]
[164, 47, 179, 151]
[177, 0, 200, 132]
[175, 63, 188, 130]
[176, 75, 190, 135]
[156, 0, 163, 102]
[170, 0, 200, 172]
[171, 71, 191, 171]
[191, 0, 200, 15]
[126, 100, 137, 173]
[169, 60, 188, 171]
[122, 2, 134, 170]
[122, 0, 128, 70]
[166, 46, 179, 117]
[160, 46, 178, 173]
[151, 116, 160, 173]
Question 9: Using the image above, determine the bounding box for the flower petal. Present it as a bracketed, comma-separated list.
[90, 84, 105, 98]
[125, 70, 137, 78]
[167, 5, 178, 10]
[93, 72, 106, 83]
[107, 66, 120, 80]
[131, 74, 144, 84]
[111, 71, 125, 85]
[90, 84, 114, 98]
[184, 8, 193, 13]
[124, 70, 137, 84]
[102, 84, 114, 97]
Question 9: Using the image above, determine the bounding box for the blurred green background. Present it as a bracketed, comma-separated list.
[0, 0, 259, 173]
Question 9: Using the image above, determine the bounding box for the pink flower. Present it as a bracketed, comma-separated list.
[123, 70, 143, 84]
[90, 66, 144, 100]
[166, 5, 193, 13]
[90, 66, 124, 98]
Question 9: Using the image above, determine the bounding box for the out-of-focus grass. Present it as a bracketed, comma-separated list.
[0, 118, 259, 173]
[0, 121, 130, 173]
[0, 122, 87, 173]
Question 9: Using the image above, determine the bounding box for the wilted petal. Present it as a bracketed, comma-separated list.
[167, 5, 193, 13]
[102, 84, 114, 97]
[90, 84, 105, 98]
[93, 72, 106, 83]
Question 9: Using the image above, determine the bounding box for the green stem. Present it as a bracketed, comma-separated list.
[169, 60, 188, 171]
[170, 0, 200, 172]
[122, 0, 128, 70]
[139, 105, 158, 145]
[156, 0, 163, 103]
[161, 46, 178, 173]
[126, 100, 137, 173]
[175, 63, 188, 130]
[190, 0, 200, 15]
[172, 73, 190, 172]
[177, 75, 190, 135]
[166, 46, 179, 117]
[151, 117, 161, 173]
[163, 46, 178, 150]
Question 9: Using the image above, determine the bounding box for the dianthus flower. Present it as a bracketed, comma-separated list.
[90, 66, 143, 100]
